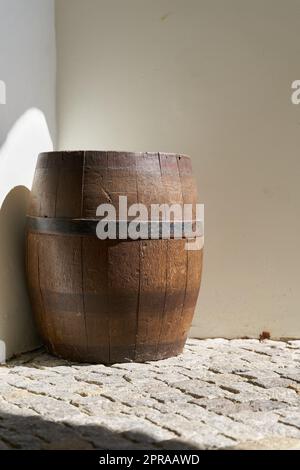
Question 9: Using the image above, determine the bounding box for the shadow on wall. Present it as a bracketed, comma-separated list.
[0, 186, 39, 361]
[0, 109, 53, 360]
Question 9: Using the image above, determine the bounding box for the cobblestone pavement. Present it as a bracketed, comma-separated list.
[0, 339, 299, 450]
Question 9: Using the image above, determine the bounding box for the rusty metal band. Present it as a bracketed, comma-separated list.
[26, 216, 203, 239]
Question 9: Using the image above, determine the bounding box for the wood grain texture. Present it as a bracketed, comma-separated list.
[135, 239, 168, 361]
[81, 238, 110, 363]
[26, 151, 202, 364]
[38, 234, 88, 360]
[156, 239, 188, 359]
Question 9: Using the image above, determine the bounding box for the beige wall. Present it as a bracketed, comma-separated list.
[56, 0, 300, 339]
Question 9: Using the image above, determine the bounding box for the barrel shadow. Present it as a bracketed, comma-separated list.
[0, 410, 199, 450]
[0, 186, 41, 359]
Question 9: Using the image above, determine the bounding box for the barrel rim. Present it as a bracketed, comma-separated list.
[38, 150, 191, 160]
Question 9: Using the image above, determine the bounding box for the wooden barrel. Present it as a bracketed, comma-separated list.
[26, 151, 203, 363]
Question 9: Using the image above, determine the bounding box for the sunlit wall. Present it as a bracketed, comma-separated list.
[0, 0, 56, 360]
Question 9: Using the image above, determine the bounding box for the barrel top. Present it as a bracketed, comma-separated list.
[38, 150, 191, 160]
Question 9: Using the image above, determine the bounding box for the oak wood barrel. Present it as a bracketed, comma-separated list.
[26, 151, 203, 363]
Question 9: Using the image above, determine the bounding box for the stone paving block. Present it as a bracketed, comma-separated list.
[279, 371, 300, 383]
[202, 413, 265, 442]
[0, 426, 43, 450]
[148, 388, 188, 404]
[0, 439, 10, 450]
[149, 372, 190, 386]
[248, 376, 296, 389]
[262, 386, 299, 405]
[178, 430, 236, 450]
[0, 339, 299, 449]
[151, 401, 211, 422]
[230, 437, 300, 450]
[170, 379, 231, 400]
[121, 423, 176, 444]
[227, 409, 300, 438]
[195, 397, 288, 415]
[276, 408, 300, 429]
[234, 369, 281, 379]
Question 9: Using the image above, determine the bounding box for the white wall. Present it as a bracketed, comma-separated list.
[0, 0, 56, 359]
[55, 0, 300, 340]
